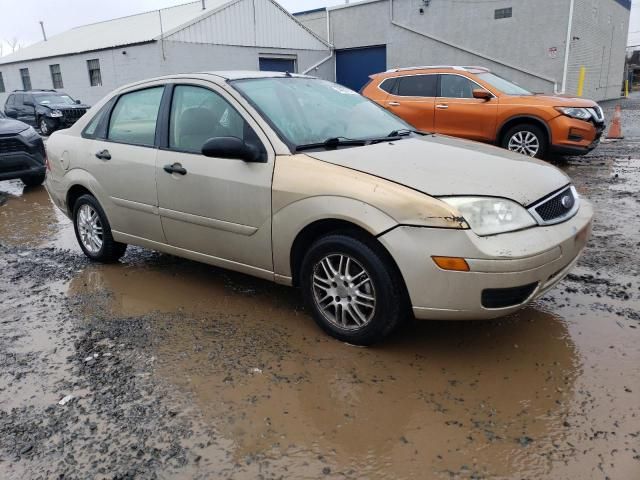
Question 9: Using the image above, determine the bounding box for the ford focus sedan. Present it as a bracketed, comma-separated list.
[44, 72, 593, 345]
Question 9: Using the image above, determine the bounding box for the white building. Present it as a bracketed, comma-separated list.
[295, 0, 632, 101]
[0, 0, 332, 106]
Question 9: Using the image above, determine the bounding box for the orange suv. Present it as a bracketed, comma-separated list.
[362, 66, 606, 158]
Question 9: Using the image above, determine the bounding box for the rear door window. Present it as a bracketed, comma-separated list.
[15, 94, 24, 106]
[439, 75, 477, 98]
[397, 75, 438, 97]
[108, 87, 164, 146]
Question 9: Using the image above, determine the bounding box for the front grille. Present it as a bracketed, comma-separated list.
[0, 138, 27, 154]
[528, 186, 579, 225]
[481, 282, 538, 309]
[61, 108, 87, 122]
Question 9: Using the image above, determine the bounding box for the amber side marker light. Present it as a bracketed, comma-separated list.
[432, 256, 470, 272]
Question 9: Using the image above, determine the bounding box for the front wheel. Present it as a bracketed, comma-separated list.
[73, 194, 127, 262]
[300, 233, 408, 346]
[39, 117, 55, 136]
[502, 124, 547, 158]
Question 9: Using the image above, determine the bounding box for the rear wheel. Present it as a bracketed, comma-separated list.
[20, 173, 45, 186]
[502, 124, 547, 158]
[73, 194, 127, 262]
[300, 232, 408, 346]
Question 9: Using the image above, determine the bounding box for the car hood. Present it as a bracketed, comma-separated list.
[502, 94, 598, 108]
[0, 118, 29, 135]
[40, 103, 89, 110]
[303, 135, 570, 206]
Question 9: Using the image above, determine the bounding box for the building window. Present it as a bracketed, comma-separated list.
[494, 7, 512, 19]
[0, 72, 5, 93]
[87, 59, 102, 87]
[49, 64, 64, 89]
[20, 68, 32, 90]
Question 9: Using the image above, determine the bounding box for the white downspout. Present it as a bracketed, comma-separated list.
[389, 0, 560, 94]
[302, 9, 334, 75]
[560, 0, 575, 94]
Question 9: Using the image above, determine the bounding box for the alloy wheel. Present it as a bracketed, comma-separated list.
[311, 253, 376, 330]
[77, 204, 103, 254]
[507, 131, 540, 157]
[40, 119, 49, 136]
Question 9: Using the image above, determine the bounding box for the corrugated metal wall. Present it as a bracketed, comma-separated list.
[566, 0, 630, 100]
[165, 0, 327, 51]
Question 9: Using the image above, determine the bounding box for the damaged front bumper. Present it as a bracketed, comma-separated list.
[378, 200, 594, 320]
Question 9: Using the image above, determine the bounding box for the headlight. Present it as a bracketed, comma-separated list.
[50, 110, 63, 118]
[440, 197, 536, 236]
[555, 107, 592, 121]
[19, 126, 40, 140]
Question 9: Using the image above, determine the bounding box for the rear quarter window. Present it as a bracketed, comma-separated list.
[379, 78, 398, 94]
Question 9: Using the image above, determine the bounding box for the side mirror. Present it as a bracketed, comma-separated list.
[472, 89, 492, 101]
[75, 99, 81, 104]
[201, 137, 263, 162]
[5, 110, 17, 118]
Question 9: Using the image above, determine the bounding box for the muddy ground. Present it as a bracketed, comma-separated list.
[0, 96, 639, 480]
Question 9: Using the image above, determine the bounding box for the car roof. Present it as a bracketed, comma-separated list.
[199, 70, 314, 80]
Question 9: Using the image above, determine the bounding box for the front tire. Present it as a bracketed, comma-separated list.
[300, 232, 408, 346]
[502, 124, 547, 158]
[20, 173, 45, 186]
[73, 194, 127, 262]
[39, 117, 55, 136]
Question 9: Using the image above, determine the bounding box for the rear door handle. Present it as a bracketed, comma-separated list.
[436, 104, 449, 109]
[95, 149, 111, 160]
[163, 163, 187, 175]
[388, 102, 401, 107]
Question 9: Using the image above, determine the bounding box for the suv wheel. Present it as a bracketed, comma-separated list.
[20, 173, 45, 186]
[502, 124, 547, 158]
[300, 232, 407, 345]
[39, 117, 54, 136]
[73, 194, 127, 262]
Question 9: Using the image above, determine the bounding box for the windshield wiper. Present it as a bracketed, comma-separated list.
[387, 128, 424, 137]
[295, 137, 369, 152]
[295, 130, 423, 152]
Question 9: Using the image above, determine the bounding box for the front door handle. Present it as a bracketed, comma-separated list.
[95, 149, 111, 160]
[388, 102, 401, 107]
[163, 163, 187, 175]
[436, 104, 449, 110]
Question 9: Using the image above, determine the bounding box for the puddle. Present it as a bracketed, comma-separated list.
[0, 180, 76, 250]
[66, 260, 640, 479]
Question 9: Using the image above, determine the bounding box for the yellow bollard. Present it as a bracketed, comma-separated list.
[577, 66, 586, 97]
[625, 79, 629, 98]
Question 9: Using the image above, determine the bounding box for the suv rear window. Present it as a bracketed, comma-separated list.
[397, 75, 437, 97]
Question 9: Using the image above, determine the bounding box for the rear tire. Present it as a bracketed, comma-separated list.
[72, 194, 127, 263]
[502, 123, 548, 159]
[300, 232, 408, 346]
[20, 173, 45, 186]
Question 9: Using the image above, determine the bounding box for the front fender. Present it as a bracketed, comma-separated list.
[272, 195, 398, 279]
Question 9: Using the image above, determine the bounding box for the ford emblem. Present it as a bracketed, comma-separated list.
[561, 195, 574, 209]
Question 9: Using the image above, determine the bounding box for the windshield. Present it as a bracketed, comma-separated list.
[34, 94, 76, 105]
[231, 77, 412, 148]
[475, 72, 532, 96]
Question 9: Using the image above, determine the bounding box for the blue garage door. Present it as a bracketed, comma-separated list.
[259, 57, 296, 73]
[336, 45, 386, 91]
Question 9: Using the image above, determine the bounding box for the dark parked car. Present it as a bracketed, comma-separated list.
[0, 110, 46, 186]
[4, 89, 90, 136]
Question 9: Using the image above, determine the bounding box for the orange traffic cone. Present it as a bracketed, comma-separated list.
[605, 105, 624, 139]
